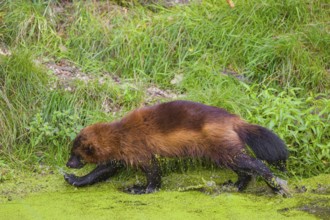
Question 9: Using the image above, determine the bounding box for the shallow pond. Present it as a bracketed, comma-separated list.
[0, 169, 329, 219]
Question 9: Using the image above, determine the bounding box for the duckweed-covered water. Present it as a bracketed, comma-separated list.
[0, 169, 329, 220]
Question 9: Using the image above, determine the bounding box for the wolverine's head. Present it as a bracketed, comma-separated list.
[66, 135, 90, 168]
[66, 123, 120, 169]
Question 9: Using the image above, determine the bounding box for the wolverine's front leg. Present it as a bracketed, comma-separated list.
[64, 160, 123, 187]
[143, 157, 162, 193]
[126, 157, 162, 194]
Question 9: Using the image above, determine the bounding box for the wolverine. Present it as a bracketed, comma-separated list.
[64, 100, 290, 196]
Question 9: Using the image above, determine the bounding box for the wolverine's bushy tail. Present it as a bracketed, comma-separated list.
[236, 123, 289, 171]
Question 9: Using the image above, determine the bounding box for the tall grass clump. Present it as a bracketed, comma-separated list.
[0, 50, 48, 162]
[52, 0, 329, 91]
[63, 2, 118, 72]
[1, 0, 61, 54]
[177, 64, 251, 115]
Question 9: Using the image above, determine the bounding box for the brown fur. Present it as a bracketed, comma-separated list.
[67, 100, 290, 196]
[72, 100, 248, 167]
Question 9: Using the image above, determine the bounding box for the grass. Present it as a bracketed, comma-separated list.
[0, 0, 329, 178]
[0, 51, 48, 164]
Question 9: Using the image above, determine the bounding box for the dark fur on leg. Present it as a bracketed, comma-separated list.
[230, 153, 291, 197]
[64, 160, 123, 187]
[234, 172, 252, 191]
[125, 157, 162, 194]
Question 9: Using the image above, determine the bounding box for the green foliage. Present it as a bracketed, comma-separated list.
[1, 0, 61, 53]
[73, 79, 144, 111]
[0, 50, 48, 155]
[0, 50, 48, 106]
[27, 111, 83, 148]
[180, 68, 250, 114]
[25, 110, 83, 165]
[244, 87, 330, 176]
[0, 0, 329, 177]
[2, 0, 328, 90]
[0, 159, 14, 182]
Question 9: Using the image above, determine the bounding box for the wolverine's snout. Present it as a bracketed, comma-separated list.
[66, 154, 85, 169]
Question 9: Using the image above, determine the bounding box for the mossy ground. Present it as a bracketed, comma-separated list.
[0, 169, 329, 219]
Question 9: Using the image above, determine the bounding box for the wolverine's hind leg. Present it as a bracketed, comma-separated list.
[233, 171, 252, 191]
[125, 156, 162, 194]
[222, 170, 252, 191]
[64, 160, 123, 187]
[229, 153, 290, 197]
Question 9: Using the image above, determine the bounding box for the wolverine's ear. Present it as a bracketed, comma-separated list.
[84, 145, 95, 155]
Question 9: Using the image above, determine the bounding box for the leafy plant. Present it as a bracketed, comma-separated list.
[25, 110, 83, 165]
[27, 111, 83, 148]
[244, 86, 330, 176]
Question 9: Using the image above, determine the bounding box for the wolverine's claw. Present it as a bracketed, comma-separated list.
[124, 184, 159, 194]
[275, 177, 291, 198]
[64, 173, 79, 186]
[124, 185, 152, 194]
[277, 189, 292, 198]
[125, 185, 146, 194]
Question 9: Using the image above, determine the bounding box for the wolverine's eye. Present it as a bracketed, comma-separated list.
[73, 135, 82, 149]
[84, 145, 95, 155]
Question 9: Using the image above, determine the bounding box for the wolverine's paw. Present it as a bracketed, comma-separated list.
[124, 185, 158, 194]
[64, 173, 82, 187]
[276, 188, 292, 198]
[145, 185, 158, 194]
[274, 177, 291, 198]
[275, 185, 292, 198]
[124, 185, 146, 194]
